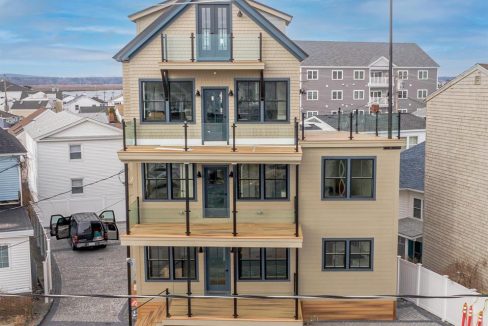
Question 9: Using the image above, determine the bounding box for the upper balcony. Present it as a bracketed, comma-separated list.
[368, 76, 389, 87]
[160, 33, 265, 70]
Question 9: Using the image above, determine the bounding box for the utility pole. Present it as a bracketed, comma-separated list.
[387, 0, 393, 139]
[2, 78, 8, 112]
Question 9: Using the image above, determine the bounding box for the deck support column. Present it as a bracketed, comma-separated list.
[124, 163, 133, 326]
[233, 247, 238, 318]
[294, 248, 299, 320]
[232, 164, 238, 236]
[187, 246, 192, 318]
[294, 162, 300, 320]
[185, 163, 191, 236]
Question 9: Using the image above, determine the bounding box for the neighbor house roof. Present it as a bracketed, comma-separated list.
[0, 80, 30, 92]
[9, 108, 48, 135]
[10, 100, 50, 111]
[398, 217, 423, 239]
[79, 106, 107, 113]
[313, 113, 426, 132]
[0, 127, 26, 155]
[24, 111, 82, 140]
[0, 110, 19, 119]
[0, 206, 33, 234]
[114, 0, 307, 62]
[296, 41, 439, 67]
[400, 142, 425, 191]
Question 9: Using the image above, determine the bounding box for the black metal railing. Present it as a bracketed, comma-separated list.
[329, 110, 403, 137]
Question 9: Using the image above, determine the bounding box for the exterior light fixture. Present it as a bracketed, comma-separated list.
[237, 10, 243, 17]
[196, 90, 201, 97]
[229, 90, 234, 96]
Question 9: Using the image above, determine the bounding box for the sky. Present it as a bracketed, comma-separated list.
[0, 0, 486, 77]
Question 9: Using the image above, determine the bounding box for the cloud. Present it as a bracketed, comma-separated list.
[65, 26, 134, 36]
[0, 30, 26, 43]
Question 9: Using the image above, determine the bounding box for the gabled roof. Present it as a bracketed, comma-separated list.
[0, 80, 30, 92]
[400, 142, 425, 192]
[10, 100, 50, 111]
[296, 41, 439, 67]
[9, 108, 48, 135]
[0, 127, 26, 155]
[114, 0, 307, 62]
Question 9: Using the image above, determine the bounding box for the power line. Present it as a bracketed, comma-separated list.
[0, 163, 19, 175]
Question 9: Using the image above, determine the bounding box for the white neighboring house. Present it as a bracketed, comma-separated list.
[398, 142, 424, 263]
[0, 80, 31, 112]
[22, 111, 125, 225]
[109, 94, 124, 106]
[64, 95, 106, 113]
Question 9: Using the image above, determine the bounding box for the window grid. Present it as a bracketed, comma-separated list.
[398, 70, 408, 80]
[237, 164, 288, 200]
[237, 248, 289, 281]
[238, 248, 262, 280]
[331, 90, 343, 100]
[417, 89, 428, 99]
[398, 90, 408, 99]
[172, 247, 197, 280]
[145, 247, 197, 281]
[353, 90, 365, 100]
[307, 90, 318, 101]
[307, 70, 318, 80]
[418, 70, 428, 80]
[146, 247, 170, 280]
[144, 163, 195, 201]
[332, 70, 343, 80]
[0, 245, 8, 268]
[413, 198, 422, 219]
[323, 239, 373, 270]
[354, 70, 365, 80]
[323, 158, 375, 200]
[238, 164, 261, 200]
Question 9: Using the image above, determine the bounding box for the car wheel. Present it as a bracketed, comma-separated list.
[100, 245, 107, 249]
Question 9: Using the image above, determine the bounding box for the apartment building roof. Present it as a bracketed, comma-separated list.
[400, 142, 425, 192]
[0, 127, 26, 155]
[296, 41, 439, 68]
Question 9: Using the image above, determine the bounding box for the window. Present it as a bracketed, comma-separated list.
[69, 145, 81, 160]
[353, 90, 364, 100]
[307, 90, 318, 101]
[409, 136, 418, 146]
[0, 245, 8, 268]
[413, 198, 422, 219]
[307, 70, 318, 80]
[238, 248, 262, 280]
[75, 105, 80, 111]
[418, 70, 428, 80]
[370, 90, 382, 99]
[71, 179, 83, 194]
[237, 164, 288, 200]
[354, 70, 365, 80]
[417, 89, 428, 99]
[323, 239, 373, 270]
[398, 109, 408, 113]
[331, 90, 343, 100]
[332, 70, 343, 80]
[306, 111, 318, 118]
[236, 80, 289, 122]
[398, 70, 408, 80]
[398, 236, 406, 259]
[143, 163, 195, 200]
[141, 80, 193, 122]
[323, 158, 375, 199]
[398, 90, 408, 99]
[237, 248, 289, 281]
[145, 247, 197, 281]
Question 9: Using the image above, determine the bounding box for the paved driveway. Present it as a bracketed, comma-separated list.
[41, 226, 128, 326]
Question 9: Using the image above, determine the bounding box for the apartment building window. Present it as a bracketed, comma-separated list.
[332, 70, 343, 80]
[145, 247, 197, 281]
[237, 164, 288, 200]
[398, 109, 408, 113]
[307, 70, 318, 80]
[306, 111, 318, 118]
[417, 89, 428, 99]
[398, 90, 408, 99]
[69, 144, 82, 160]
[71, 179, 83, 194]
[323, 239, 373, 270]
[307, 90, 318, 101]
[141, 80, 194, 122]
[413, 198, 423, 219]
[322, 158, 375, 199]
[237, 248, 289, 281]
[236, 80, 289, 122]
[418, 70, 428, 80]
[143, 163, 195, 200]
[398, 70, 408, 80]
[0, 245, 9, 268]
[353, 90, 365, 100]
[331, 90, 343, 100]
[354, 70, 365, 80]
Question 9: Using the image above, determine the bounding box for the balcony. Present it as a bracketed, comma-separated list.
[369, 96, 389, 107]
[160, 33, 265, 70]
[368, 77, 389, 87]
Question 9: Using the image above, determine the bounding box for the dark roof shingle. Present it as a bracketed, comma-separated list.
[400, 142, 425, 191]
[0, 127, 26, 155]
[0, 206, 32, 233]
[10, 100, 50, 111]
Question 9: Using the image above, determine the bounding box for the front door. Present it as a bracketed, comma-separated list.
[205, 248, 231, 294]
[203, 166, 229, 218]
[203, 88, 228, 142]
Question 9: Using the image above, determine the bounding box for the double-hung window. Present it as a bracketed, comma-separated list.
[353, 90, 364, 100]
[0, 245, 9, 268]
[331, 90, 343, 100]
[323, 239, 373, 270]
[332, 70, 343, 80]
[146, 247, 197, 280]
[307, 90, 318, 101]
[323, 158, 375, 199]
[354, 70, 365, 80]
[236, 80, 288, 122]
[237, 248, 288, 281]
[413, 198, 422, 219]
[69, 145, 81, 160]
[144, 163, 195, 200]
[71, 179, 83, 194]
[237, 164, 288, 200]
[141, 80, 193, 122]
[417, 89, 428, 99]
[418, 70, 428, 80]
[307, 70, 318, 80]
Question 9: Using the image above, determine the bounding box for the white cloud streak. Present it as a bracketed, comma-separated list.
[65, 26, 134, 36]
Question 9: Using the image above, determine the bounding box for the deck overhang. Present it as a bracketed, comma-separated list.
[160, 61, 265, 70]
[121, 223, 303, 248]
[118, 146, 302, 164]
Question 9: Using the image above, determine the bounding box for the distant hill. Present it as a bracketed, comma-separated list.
[1, 73, 122, 87]
[438, 76, 455, 83]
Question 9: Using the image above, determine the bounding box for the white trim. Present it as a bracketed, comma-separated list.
[353, 90, 365, 100]
[398, 70, 408, 80]
[306, 111, 319, 118]
[417, 89, 428, 99]
[331, 90, 343, 100]
[306, 90, 319, 101]
[306, 69, 319, 80]
[353, 70, 365, 80]
[398, 90, 408, 99]
[302, 66, 440, 69]
[331, 70, 343, 80]
[418, 70, 429, 80]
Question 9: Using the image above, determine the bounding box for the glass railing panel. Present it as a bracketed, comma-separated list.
[233, 36, 260, 61]
[202, 122, 229, 142]
[165, 35, 192, 61]
[196, 34, 231, 61]
[237, 208, 294, 224]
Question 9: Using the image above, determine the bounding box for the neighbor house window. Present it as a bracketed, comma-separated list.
[141, 80, 193, 122]
[409, 136, 419, 146]
[145, 247, 197, 281]
[0, 245, 9, 268]
[413, 198, 422, 219]
[417, 89, 428, 99]
[323, 158, 375, 199]
[331, 90, 343, 100]
[144, 163, 195, 200]
[307, 70, 318, 80]
[69, 145, 82, 160]
[71, 179, 83, 194]
[398, 90, 408, 99]
[323, 239, 373, 270]
[398, 70, 408, 80]
[332, 70, 343, 80]
[354, 70, 365, 80]
[238, 248, 289, 281]
[307, 90, 318, 101]
[237, 164, 288, 200]
[418, 70, 428, 80]
[236, 80, 289, 122]
[306, 111, 318, 118]
[353, 90, 364, 100]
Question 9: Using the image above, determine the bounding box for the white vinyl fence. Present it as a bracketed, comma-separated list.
[30, 205, 52, 303]
[398, 258, 487, 326]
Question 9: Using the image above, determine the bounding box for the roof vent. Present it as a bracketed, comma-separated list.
[474, 75, 481, 85]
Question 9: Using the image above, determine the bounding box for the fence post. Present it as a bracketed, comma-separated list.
[43, 260, 49, 304]
[416, 263, 422, 306]
[442, 275, 449, 322]
[396, 256, 401, 295]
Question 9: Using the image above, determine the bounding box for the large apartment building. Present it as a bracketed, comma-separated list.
[297, 41, 439, 116]
[114, 1, 402, 325]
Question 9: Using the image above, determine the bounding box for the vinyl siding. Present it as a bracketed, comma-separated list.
[0, 235, 32, 293]
[0, 156, 20, 202]
[399, 190, 423, 219]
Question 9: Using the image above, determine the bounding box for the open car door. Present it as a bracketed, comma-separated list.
[55, 217, 71, 240]
[50, 215, 65, 237]
[99, 210, 119, 240]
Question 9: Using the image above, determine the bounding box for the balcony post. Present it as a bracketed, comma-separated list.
[184, 121, 189, 151]
[124, 163, 132, 326]
[230, 33, 234, 62]
[301, 112, 305, 140]
[349, 112, 353, 140]
[232, 123, 236, 152]
[294, 248, 299, 320]
[122, 119, 127, 151]
[337, 108, 341, 131]
[294, 117, 299, 152]
[233, 247, 238, 318]
[185, 163, 191, 236]
[397, 112, 401, 140]
[295, 165, 299, 237]
[375, 111, 379, 136]
[186, 246, 192, 318]
[259, 33, 263, 62]
[165, 288, 171, 318]
[190, 33, 195, 62]
[232, 165, 238, 237]
[355, 109, 359, 134]
[136, 196, 141, 224]
[161, 33, 166, 62]
[133, 118, 137, 146]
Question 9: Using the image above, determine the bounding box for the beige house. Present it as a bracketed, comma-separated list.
[114, 1, 402, 325]
[423, 63, 488, 291]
